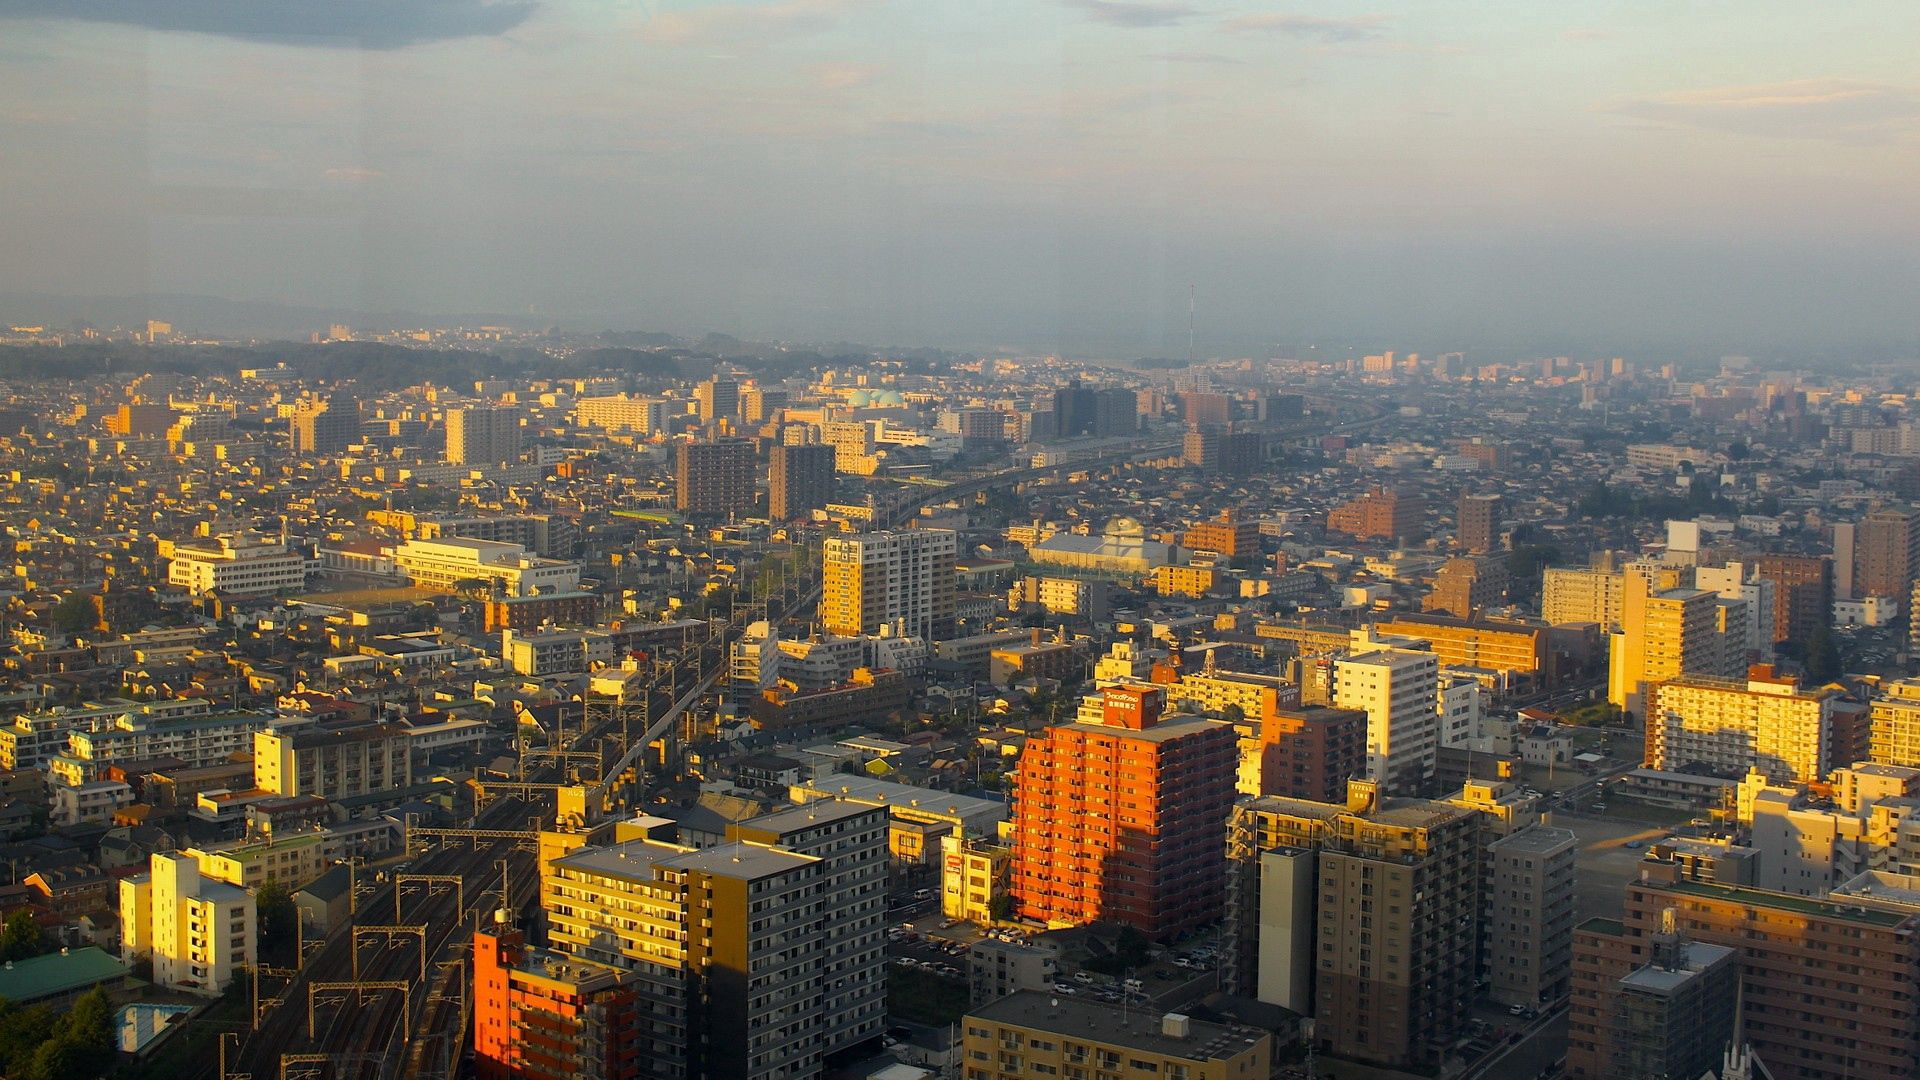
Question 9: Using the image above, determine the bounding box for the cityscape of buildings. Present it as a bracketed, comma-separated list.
[0, 330, 1917, 1080]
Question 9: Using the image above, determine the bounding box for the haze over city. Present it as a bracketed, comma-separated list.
[3, 0, 1919, 358]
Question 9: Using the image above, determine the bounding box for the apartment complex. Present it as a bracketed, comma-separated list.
[473, 916, 643, 1080]
[289, 396, 359, 454]
[1422, 555, 1509, 619]
[1334, 643, 1440, 796]
[1257, 705, 1366, 803]
[821, 529, 958, 641]
[1010, 685, 1237, 936]
[1646, 666, 1832, 783]
[393, 537, 581, 597]
[1568, 915, 1740, 1080]
[1854, 505, 1920, 615]
[1608, 571, 1737, 717]
[573, 393, 667, 435]
[253, 722, 412, 800]
[1753, 553, 1833, 646]
[674, 438, 755, 517]
[1612, 862, 1920, 1080]
[446, 404, 523, 465]
[539, 802, 888, 1079]
[1457, 491, 1500, 554]
[960, 993, 1271, 1080]
[695, 377, 739, 423]
[1327, 486, 1427, 542]
[167, 534, 306, 596]
[1180, 510, 1260, 561]
[1542, 566, 1625, 629]
[1223, 784, 1481, 1069]
[1373, 613, 1549, 686]
[1869, 677, 1920, 768]
[1485, 826, 1576, 1009]
[120, 851, 256, 997]
[769, 442, 834, 521]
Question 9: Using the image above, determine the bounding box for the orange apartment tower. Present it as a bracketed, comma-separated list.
[473, 913, 644, 1080]
[1010, 684, 1237, 937]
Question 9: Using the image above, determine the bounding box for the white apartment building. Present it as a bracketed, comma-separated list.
[1870, 679, 1920, 768]
[121, 852, 256, 997]
[67, 711, 271, 771]
[501, 627, 617, 676]
[168, 534, 306, 596]
[1648, 667, 1831, 784]
[253, 722, 412, 800]
[1336, 643, 1441, 796]
[392, 537, 580, 597]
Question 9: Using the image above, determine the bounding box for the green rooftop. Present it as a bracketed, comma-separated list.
[1578, 916, 1625, 936]
[0, 947, 131, 1003]
[1660, 879, 1914, 928]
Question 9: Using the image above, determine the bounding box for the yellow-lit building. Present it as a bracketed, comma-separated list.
[1154, 563, 1219, 597]
[1374, 614, 1549, 685]
[120, 852, 256, 998]
[940, 833, 1011, 925]
[1647, 666, 1831, 784]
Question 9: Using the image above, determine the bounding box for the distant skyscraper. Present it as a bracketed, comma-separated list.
[741, 386, 786, 425]
[445, 405, 522, 465]
[768, 442, 833, 521]
[289, 396, 358, 454]
[1855, 506, 1920, 614]
[1182, 426, 1222, 470]
[1458, 491, 1501, 553]
[696, 377, 740, 424]
[675, 438, 755, 517]
[1753, 553, 1833, 646]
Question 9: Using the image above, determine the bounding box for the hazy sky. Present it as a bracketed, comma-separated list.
[2, 0, 1918, 360]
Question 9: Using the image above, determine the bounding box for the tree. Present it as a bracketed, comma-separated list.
[48, 593, 95, 636]
[1727, 440, 1750, 461]
[1804, 625, 1842, 684]
[1, 910, 43, 961]
[257, 880, 296, 948]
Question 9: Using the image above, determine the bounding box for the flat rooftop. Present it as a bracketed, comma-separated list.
[969, 991, 1265, 1063]
[1490, 826, 1576, 855]
[1656, 878, 1916, 928]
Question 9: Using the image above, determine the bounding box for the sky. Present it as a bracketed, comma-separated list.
[1, 0, 1918, 361]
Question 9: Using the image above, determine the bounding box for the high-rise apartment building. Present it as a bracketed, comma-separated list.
[821, 420, 882, 475]
[727, 801, 888, 1056]
[1753, 553, 1833, 647]
[1327, 486, 1427, 542]
[1869, 678, 1920, 768]
[1010, 685, 1237, 936]
[119, 852, 256, 997]
[541, 803, 887, 1080]
[1182, 425, 1222, 470]
[1542, 565, 1626, 628]
[1458, 491, 1501, 553]
[252, 722, 412, 800]
[741, 386, 787, 425]
[1258, 705, 1366, 803]
[446, 404, 523, 465]
[1646, 665, 1832, 783]
[1180, 509, 1259, 561]
[1485, 827, 1577, 1009]
[821, 529, 958, 640]
[1224, 783, 1480, 1069]
[695, 377, 739, 423]
[1608, 571, 1734, 717]
[574, 394, 667, 435]
[1424, 555, 1509, 619]
[1334, 642, 1440, 796]
[1602, 860, 1920, 1080]
[674, 438, 755, 517]
[1568, 914, 1740, 1080]
[289, 396, 359, 454]
[473, 915, 643, 1080]
[1854, 505, 1920, 615]
[768, 442, 834, 521]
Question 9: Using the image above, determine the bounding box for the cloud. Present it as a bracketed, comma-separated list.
[0, 0, 537, 48]
[1061, 0, 1200, 28]
[1563, 28, 1609, 42]
[642, 0, 877, 47]
[324, 167, 387, 183]
[813, 62, 877, 89]
[1147, 51, 1244, 65]
[1611, 78, 1920, 144]
[1225, 13, 1388, 42]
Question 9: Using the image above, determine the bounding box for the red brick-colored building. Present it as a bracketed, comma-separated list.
[473, 918, 643, 1080]
[1327, 486, 1427, 542]
[1259, 705, 1366, 803]
[1181, 510, 1260, 561]
[1010, 685, 1237, 937]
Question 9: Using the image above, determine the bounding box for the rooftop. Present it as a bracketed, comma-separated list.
[1490, 826, 1577, 855]
[1651, 878, 1917, 928]
[0, 946, 131, 1003]
[1618, 939, 1738, 993]
[969, 991, 1267, 1063]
